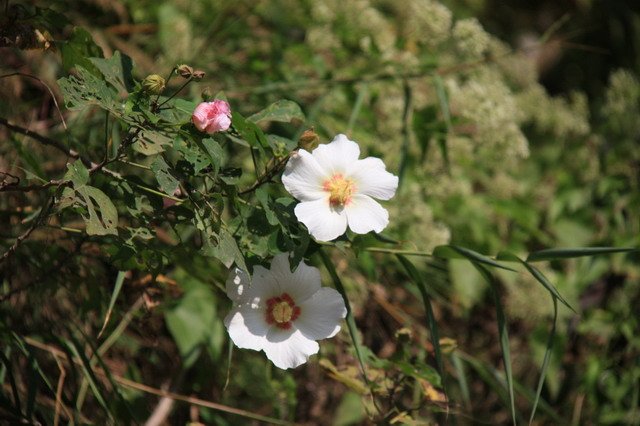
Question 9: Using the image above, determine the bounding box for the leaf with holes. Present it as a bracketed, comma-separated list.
[76, 186, 119, 235]
[150, 156, 179, 195]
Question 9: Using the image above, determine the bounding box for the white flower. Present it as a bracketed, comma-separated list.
[224, 253, 347, 370]
[282, 134, 399, 242]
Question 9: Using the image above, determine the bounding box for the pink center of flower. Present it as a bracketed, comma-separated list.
[265, 293, 301, 330]
[323, 174, 355, 207]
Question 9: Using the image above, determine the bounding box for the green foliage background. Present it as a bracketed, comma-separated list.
[0, 0, 639, 424]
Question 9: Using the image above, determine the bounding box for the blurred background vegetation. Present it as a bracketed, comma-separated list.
[1, 0, 639, 424]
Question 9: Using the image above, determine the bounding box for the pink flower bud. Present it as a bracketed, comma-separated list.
[192, 100, 231, 134]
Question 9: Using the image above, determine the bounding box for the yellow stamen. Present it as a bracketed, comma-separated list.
[323, 174, 355, 207]
[272, 301, 293, 323]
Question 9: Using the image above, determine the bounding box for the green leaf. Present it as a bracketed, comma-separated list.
[202, 228, 247, 271]
[76, 186, 119, 236]
[248, 100, 305, 124]
[196, 137, 225, 175]
[133, 130, 173, 155]
[255, 187, 279, 226]
[58, 66, 122, 116]
[89, 51, 135, 93]
[174, 138, 209, 174]
[434, 245, 516, 272]
[526, 247, 637, 262]
[64, 161, 89, 187]
[60, 27, 103, 74]
[150, 156, 179, 195]
[165, 285, 216, 362]
[231, 112, 270, 153]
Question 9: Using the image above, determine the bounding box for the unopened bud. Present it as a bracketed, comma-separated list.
[176, 64, 194, 79]
[192, 70, 206, 80]
[142, 74, 165, 94]
[298, 128, 320, 151]
[201, 87, 213, 101]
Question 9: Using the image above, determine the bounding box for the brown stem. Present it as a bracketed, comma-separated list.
[0, 117, 79, 160]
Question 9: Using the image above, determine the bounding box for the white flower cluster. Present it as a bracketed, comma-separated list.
[453, 18, 490, 59]
[226, 135, 399, 369]
[446, 70, 530, 164]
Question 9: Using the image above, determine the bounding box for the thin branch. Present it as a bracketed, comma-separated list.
[238, 153, 291, 195]
[0, 72, 67, 129]
[0, 194, 57, 263]
[0, 117, 79, 160]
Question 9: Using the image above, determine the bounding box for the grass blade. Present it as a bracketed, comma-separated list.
[530, 297, 558, 424]
[526, 247, 637, 262]
[318, 248, 379, 415]
[64, 337, 113, 421]
[473, 263, 516, 425]
[0, 350, 22, 416]
[497, 251, 574, 312]
[396, 255, 446, 394]
[434, 245, 517, 272]
[98, 270, 127, 339]
[346, 84, 368, 135]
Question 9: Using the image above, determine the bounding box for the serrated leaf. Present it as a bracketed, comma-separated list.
[89, 51, 134, 93]
[150, 156, 179, 195]
[76, 186, 119, 235]
[526, 247, 637, 262]
[248, 100, 305, 124]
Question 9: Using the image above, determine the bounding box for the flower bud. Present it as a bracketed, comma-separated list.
[192, 70, 206, 80]
[142, 74, 166, 94]
[201, 87, 213, 101]
[298, 128, 320, 151]
[176, 64, 194, 79]
[192, 100, 232, 134]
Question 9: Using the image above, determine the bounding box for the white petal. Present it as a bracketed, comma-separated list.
[296, 287, 346, 340]
[347, 157, 398, 200]
[225, 307, 268, 351]
[225, 267, 251, 303]
[281, 150, 327, 201]
[269, 255, 322, 303]
[294, 198, 348, 242]
[250, 265, 282, 302]
[345, 194, 389, 234]
[311, 134, 361, 175]
[262, 328, 319, 370]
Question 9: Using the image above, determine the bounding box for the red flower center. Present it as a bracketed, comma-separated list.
[265, 293, 301, 330]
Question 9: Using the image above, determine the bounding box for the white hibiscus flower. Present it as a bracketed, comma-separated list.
[224, 253, 347, 370]
[282, 134, 399, 242]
